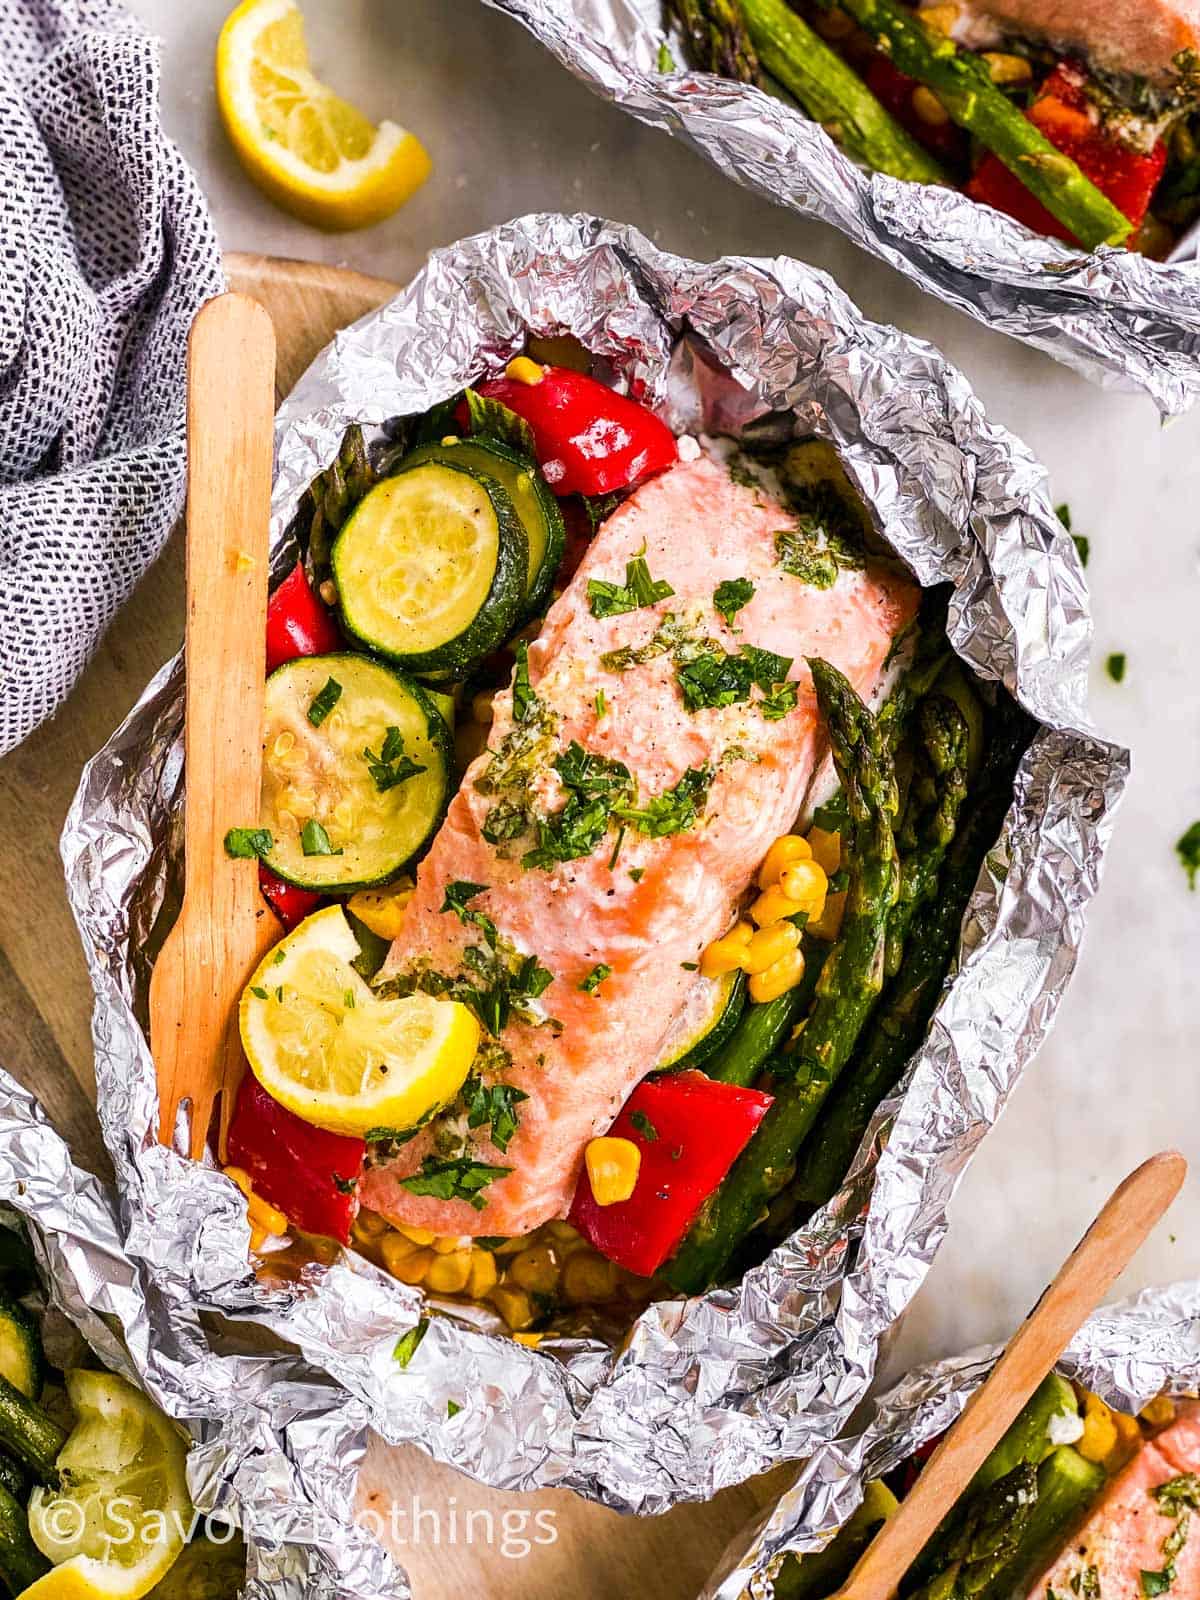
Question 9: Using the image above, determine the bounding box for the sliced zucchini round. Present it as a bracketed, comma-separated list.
[0, 1294, 44, 1401]
[654, 969, 747, 1072]
[260, 652, 451, 892]
[404, 437, 565, 618]
[332, 459, 528, 679]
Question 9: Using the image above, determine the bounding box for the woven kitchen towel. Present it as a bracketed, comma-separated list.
[0, 0, 224, 756]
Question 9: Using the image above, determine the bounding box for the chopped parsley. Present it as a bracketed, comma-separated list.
[393, 1319, 428, 1368]
[774, 482, 865, 589]
[595, 688, 607, 718]
[656, 39, 675, 71]
[224, 826, 273, 860]
[614, 764, 713, 838]
[582, 490, 623, 533]
[678, 643, 793, 715]
[1106, 653, 1127, 683]
[447, 1400, 462, 1418]
[381, 923, 554, 1038]
[587, 556, 674, 619]
[628, 867, 644, 883]
[300, 819, 341, 857]
[1141, 1570, 1174, 1597]
[579, 963, 611, 995]
[363, 726, 426, 791]
[307, 676, 342, 727]
[1059, 503, 1090, 566]
[441, 880, 496, 943]
[463, 1075, 528, 1154]
[463, 386, 536, 459]
[1072, 1568, 1101, 1598]
[511, 641, 538, 725]
[1138, 1472, 1200, 1596]
[398, 1155, 512, 1210]
[1177, 822, 1200, 890]
[713, 577, 754, 626]
[522, 742, 633, 870]
[250, 986, 270, 1001]
[629, 1109, 659, 1142]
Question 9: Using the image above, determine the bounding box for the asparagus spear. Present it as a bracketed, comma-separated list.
[823, 0, 1132, 248]
[735, 0, 950, 184]
[905, 1462, 1039, 1600]
[666, 0, 761, 82]
[779, 695, 1033, 1226]
[886, 694, 970, 974]
[665, 659, 899, 1294]
[306, 424, 375, 574]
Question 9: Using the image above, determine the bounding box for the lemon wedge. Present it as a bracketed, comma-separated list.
[239, 905, 480, 1137]
[216, 0, 431, 230]
[25, 1371, 192, 1600]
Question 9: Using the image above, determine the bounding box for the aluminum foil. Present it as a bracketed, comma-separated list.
[704, 1279, 1200, 1599]
[0, 1061, 408, 1600]
[483, 0, 1200, 416]
[58, 215, 1128, 1526]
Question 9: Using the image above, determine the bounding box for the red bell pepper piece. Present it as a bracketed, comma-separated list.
[967, 65, 1167, 245]
[265, 560, 341, 674]
[463, 366, 678, 497]
[863, 58, 968, 166]
[226, 1073, 365, 1245]
[258, 865, 322, 931]
[568, 1071, 773, 1278]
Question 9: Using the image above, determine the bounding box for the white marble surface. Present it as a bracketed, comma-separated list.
[134, 0, 1200, 1391]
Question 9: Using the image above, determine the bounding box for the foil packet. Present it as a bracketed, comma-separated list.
[704, 1279, 1200, 1599]
[0, 1065, 408, 1600]
[60, 215, 1128, 1520]
[484, 0, 1200, 416]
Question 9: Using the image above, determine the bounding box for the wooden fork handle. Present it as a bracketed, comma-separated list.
[832, 1150, 1188, 1600]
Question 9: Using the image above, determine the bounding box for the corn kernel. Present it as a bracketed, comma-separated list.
[912, 86, 949, 125]
[319, 579, 337, 607]
[749, 946, 807, 1004]
[758, 834, 812, 890]
[779, 858, 829, 922]
[585, 1137, 641, 1206]
[1105, 1409, 1143, 1472]
[512, 1332, 543, 1348]
[806, 826, 842, 876]
[1140, 1395, 1176, 1429]
[395, 1222, 436, 1247]
[472, 691, 495, 725]
[982, 50, 1032, 84]
[347, 882, 414, 942]
[247, 1191, 288, 1237]
[700, 919, 754, 976]
[432, 1233, 469, 1255]
[466, 1249, 498, 1299]
[425, 1250, 473, 1295]
[354, 1209, 390, 1240]
[509, 1243, 561, 1294]
[505, 355, 545, 386]
[490, 1235, 527, 1256]
[223, 1166, 253, 1199]
[380, 1232, 423, 1272]
[743, 920, 802, 975]
[918, 2, 959, 33]
[248, 1224, 268, 1253]
[750, 886, 805, 928]
[562, 1252, 619, 1304]
[809, 889, 847, 943]
[489, 1284, 536, 1330]
[1078, 1392, 1119, 1464]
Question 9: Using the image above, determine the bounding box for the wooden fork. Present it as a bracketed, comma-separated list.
[830, 1148, 1188, 1600]
[149, 293, 279, 1161]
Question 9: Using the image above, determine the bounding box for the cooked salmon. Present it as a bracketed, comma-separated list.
[947, 0, 1200, 83]
[361, 453, 919, 1239]
[1029, 1403, 1200, 1600]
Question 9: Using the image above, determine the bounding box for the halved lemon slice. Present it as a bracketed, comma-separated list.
[25, 1371, 192, 1600]
[216, 0, 431, 231]
[240, 905, 480, 1137]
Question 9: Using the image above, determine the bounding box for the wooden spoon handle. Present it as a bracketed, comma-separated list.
[833, 1149, 1188, 1600]
[182, 294, 275, 899]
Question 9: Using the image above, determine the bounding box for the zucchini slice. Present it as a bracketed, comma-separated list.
[404, 437, 565, 618]
[260, 653, 451, 892]
[332, 459, 528, 679]
[0, 1296, 43, 1401]
[655, 970, 747, 1072]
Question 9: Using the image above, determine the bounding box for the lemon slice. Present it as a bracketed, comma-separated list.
[216, 0, 431, 230]
[240, 905, 480, 1137]
[25, 1371, 192, 1600]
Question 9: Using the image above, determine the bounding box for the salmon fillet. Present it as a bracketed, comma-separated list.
[1029, 1403, 1200, 1600]
[947, 0, 1200, 83]
[361, 453, 919, 1239]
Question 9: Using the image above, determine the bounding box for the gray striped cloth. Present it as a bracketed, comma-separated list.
[0, 0, 223, 755]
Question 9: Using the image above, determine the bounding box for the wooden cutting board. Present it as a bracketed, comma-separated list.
[0, 251, 773, 1600]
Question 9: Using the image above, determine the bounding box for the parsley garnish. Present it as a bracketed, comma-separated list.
[582, 490, 623, 533]
[595, 688, 607, 717]
[250, 986, 270, 1001]
[300, 819, 341, 857]
[629, 867, 644, 883]
[441, 880, 496, 943]
[630, 1109, 659, 1141]
[1106, 653, 1127, 683]
[579, 963, 611, 994]
[1177, 822, 1200, 890]
[363, 726, 426, 791]
[399, 1156, 512, 1210]
[774, 479, 866, 589]
[713, 577, 754, 626]
[522, 742, 633, 870]
[657, 39, 675, 71]
[307, 676, 342, 727]
[1141, 1570, 1174, 1597]
[1059, 503, 1090, 566]
[1139, 1472, 1200, 1596]
[224, 826, 273, 860]
[447, 1400, 462, 1418]
[587, 557, 675, 619]
[614, 764, 713, 838]
[463, 386, 536, 458]
[511, 641, 537, 725]
[463, 1076, 529, 1153]
[393, 1319, 428, 1368]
